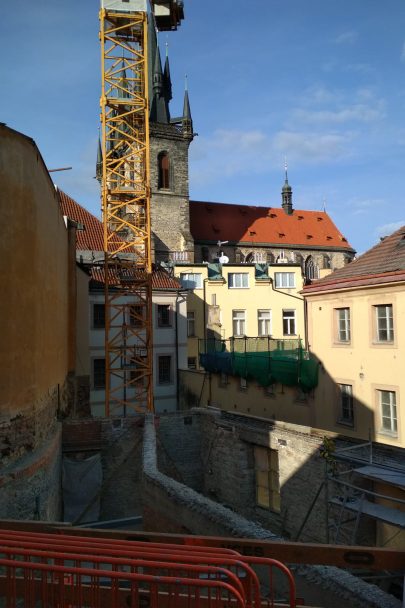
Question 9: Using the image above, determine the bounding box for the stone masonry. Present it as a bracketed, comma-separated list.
[150, 123, 194, 262]
[142, 412, 401, 608]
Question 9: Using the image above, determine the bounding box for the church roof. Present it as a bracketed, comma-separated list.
[303, 225, 405, 294]
[189, 200, 353, 251]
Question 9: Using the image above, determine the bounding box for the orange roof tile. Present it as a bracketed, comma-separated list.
[58, 189, 106, 251]
[189, 200, 353, 251]
[303, 225, 405, 294]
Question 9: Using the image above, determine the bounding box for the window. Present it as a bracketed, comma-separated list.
[158, 355, 172, 384]
[232, 310, 246, 336]
[254, 446, 280, 512]
[378, 390, 397, 435]
[180, 273, 202, 289]
[158, 151, 170, 189]
[93, 303, 105, 329]
[187, 311, 196, 337]
[258, 309, 271, 336]
[375, 305, 394, 342]
[275, 272, 295, 289]
[336, 308, 351, 342]
[240, 377, 247, 391]
[338, 384, 354, 425]
[187, 357, 197, 370]
[93, 358, 105, 390]
[157, 304, 171, 327]
[305, 256, 319, 280]
[228, 273, 249, 288]
[129, 304, 143, 327]
[282, 310, 296, 335]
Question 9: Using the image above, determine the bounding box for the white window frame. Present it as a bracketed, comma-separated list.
[240, 377, 248, 391]
[336, 308, 351, 342]
[180, 273, 202, 289]
[228, 273, 249, 289]
[275, 272, 295, 289]
[258, 309, 271, 336]
[378, 390, 397, 435]
[232, 310, 246, 336]
[187, 311, 196, 337]
[282, 309, 296, 336]
[375, 305, 394, 342]
[338, 384, 354, 425]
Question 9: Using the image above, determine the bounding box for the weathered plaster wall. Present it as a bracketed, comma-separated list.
[0, 125, 71, 519]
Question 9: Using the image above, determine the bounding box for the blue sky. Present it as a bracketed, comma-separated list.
[1, 1, 405, 254]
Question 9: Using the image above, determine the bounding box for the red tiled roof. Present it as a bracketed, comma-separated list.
[91, 267, 181, 289]
[58, 189, 105, 251]
[303, 225, 405, 294]
[190, 200, 353, 251]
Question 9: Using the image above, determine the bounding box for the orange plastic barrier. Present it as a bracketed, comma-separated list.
[0, 529, 296, 607]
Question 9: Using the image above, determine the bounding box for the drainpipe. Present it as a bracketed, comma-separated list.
[175, 291, 180, 406]
[203, 277, 211, 405]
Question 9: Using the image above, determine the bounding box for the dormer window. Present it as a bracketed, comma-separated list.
[158, 151, 170, 189]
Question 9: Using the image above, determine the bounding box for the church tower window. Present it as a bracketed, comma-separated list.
[158, 151, 170, 189]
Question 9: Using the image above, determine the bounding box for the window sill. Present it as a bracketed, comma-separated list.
[333, 341, 351, 347]
[337, 419, 354, 428]
[377, 429, 398, 439]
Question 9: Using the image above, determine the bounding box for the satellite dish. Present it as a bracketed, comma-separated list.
[219, 254, 229, 264]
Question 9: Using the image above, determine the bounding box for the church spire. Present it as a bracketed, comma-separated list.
[281, 158, 293, 215]
[163, 41, 172, 103]
[182, 75, 193, 139]
[150, 44, 170, 124]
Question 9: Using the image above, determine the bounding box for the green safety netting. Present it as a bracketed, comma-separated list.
[199, 338, 319, 391]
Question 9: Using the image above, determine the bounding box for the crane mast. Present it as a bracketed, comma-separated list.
[100, 1, 152, 416]
[99, 0, 184, 416]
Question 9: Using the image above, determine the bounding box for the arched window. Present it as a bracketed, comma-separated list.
[245, 252, 255, 263]
[323, 255, 331, 269]
[158, 151, 170, 189]
[305, 256, 319, 281]
[266, 251, 274, 264]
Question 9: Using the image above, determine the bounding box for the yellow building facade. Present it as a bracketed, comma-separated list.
[174, 263, 305, 370]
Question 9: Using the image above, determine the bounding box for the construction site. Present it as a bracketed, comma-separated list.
[0, 1, 404, 607]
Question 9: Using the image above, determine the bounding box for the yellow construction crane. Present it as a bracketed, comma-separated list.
[99, 0, 183, 416]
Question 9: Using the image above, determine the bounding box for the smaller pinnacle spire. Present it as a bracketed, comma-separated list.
[182, 75, 193, 140]
[281, 159, 293, 215]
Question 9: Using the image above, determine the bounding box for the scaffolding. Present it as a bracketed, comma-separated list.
[199, 337, 319, 391]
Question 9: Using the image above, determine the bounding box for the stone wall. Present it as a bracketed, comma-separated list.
[0, 424, 62, 521]
[142, 413, 400, 608]
[195, 244, 352, 273]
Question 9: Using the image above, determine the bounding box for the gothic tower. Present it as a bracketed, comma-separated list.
[148, 23, 195, 264]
